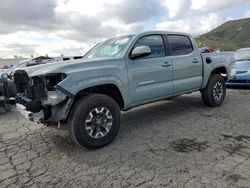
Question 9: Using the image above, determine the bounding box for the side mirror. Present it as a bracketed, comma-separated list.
[130, 46, 151, 59]
[1, 73, 9, 79]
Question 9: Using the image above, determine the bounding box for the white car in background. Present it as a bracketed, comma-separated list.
[3, 56, 55, 77]
[0, 56, 56, 104]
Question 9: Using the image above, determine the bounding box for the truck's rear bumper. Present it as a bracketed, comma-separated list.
[16, 103, 44, 122]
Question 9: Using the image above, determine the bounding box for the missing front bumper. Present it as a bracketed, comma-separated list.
[16, 96, 74, 124]
[16, 103, 44, 122]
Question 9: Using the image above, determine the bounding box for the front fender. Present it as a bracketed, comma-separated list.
[58, 76, 130, 109]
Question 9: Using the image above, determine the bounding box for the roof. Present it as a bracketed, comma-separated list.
[136, 30, 192, 37]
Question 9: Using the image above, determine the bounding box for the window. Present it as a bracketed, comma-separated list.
[84, 35, 134, 59]
[168, 35, 193, 56]
[133, 35, 165, 58]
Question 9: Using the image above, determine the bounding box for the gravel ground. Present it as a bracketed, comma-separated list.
[1, 89, 250, 188]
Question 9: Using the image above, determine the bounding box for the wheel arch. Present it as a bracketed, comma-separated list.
[211, 66, 227, 76]
[201, 66, 228, 89]
[73, 83, 125, 109]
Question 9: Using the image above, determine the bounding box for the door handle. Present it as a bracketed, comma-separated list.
[161, 62, 171, 67]
[192, 59, 199, 63]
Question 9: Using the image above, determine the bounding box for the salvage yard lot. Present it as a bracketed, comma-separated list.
[1, 89, 250, 187]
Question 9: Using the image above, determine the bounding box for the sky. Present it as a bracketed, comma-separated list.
[0, 0, 249, 59]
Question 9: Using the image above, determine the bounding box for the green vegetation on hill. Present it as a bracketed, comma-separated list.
[196, 18, 250, 51]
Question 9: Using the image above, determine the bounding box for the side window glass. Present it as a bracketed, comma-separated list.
[134, 35, 165, 58]
[168, 35, 193, 56]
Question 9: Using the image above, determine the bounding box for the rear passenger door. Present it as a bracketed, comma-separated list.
[166, 34, 203, 93]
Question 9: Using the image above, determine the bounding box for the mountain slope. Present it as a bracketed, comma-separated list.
[196, 18, 250, 50]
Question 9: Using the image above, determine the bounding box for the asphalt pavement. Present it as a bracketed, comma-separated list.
[1, 89, 250, 187]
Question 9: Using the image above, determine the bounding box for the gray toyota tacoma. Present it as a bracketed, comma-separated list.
[14, 31, 236, 149]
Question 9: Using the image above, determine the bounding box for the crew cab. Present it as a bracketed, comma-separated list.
[14, 31, 236, 149]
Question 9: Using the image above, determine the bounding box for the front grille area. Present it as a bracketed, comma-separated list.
[14, 70, 46, 100]
[30, 77, 47, 99]
[14, 70, 47, 112]
[14, 70, 30, 96]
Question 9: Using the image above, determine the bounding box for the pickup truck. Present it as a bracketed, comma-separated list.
[14, 31, 236, 149]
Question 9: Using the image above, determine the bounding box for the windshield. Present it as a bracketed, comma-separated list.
[84, 35, 134, 59]
[235, 48, 250, 61]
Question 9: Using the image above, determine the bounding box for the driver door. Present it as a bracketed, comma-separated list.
[126, 34, 173, 105]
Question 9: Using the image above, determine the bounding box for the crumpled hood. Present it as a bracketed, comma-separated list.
[236, 60, 250, 71]
[16, 57, 121, 77]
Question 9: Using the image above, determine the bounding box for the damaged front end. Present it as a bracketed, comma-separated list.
[14, 70, 73, 124]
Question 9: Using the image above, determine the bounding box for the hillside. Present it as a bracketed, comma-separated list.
[196, 18, 250, 50]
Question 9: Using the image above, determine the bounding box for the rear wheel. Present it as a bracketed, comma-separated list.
[68, 94, 121, 149]
[201, 74, 226, 107]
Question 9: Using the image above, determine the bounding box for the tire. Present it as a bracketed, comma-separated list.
[7, 80, 17, 98]
[201, 74, 226, 107]
[3, 102, 11, 112]
[68, 94, 121, 149]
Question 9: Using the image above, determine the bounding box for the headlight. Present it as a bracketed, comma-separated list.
[42, 90, 67, 106]
[45, 73, 67, 91]
[42, 73, 67, 106]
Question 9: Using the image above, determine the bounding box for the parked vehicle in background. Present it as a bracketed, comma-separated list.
[0, 65, 13, 73]
[0, 73, 15, 112]
[0, 56, 56, 104]
[0, 65, 11, 69]
[227, 48, 250, 86]
[14, 31, 236, 149]
[2, 56, 55, 77]
[200, 47, 216, 53]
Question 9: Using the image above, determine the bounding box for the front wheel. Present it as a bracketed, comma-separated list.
[201, 74, 226, 107]
[68, 94, 121, 149]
